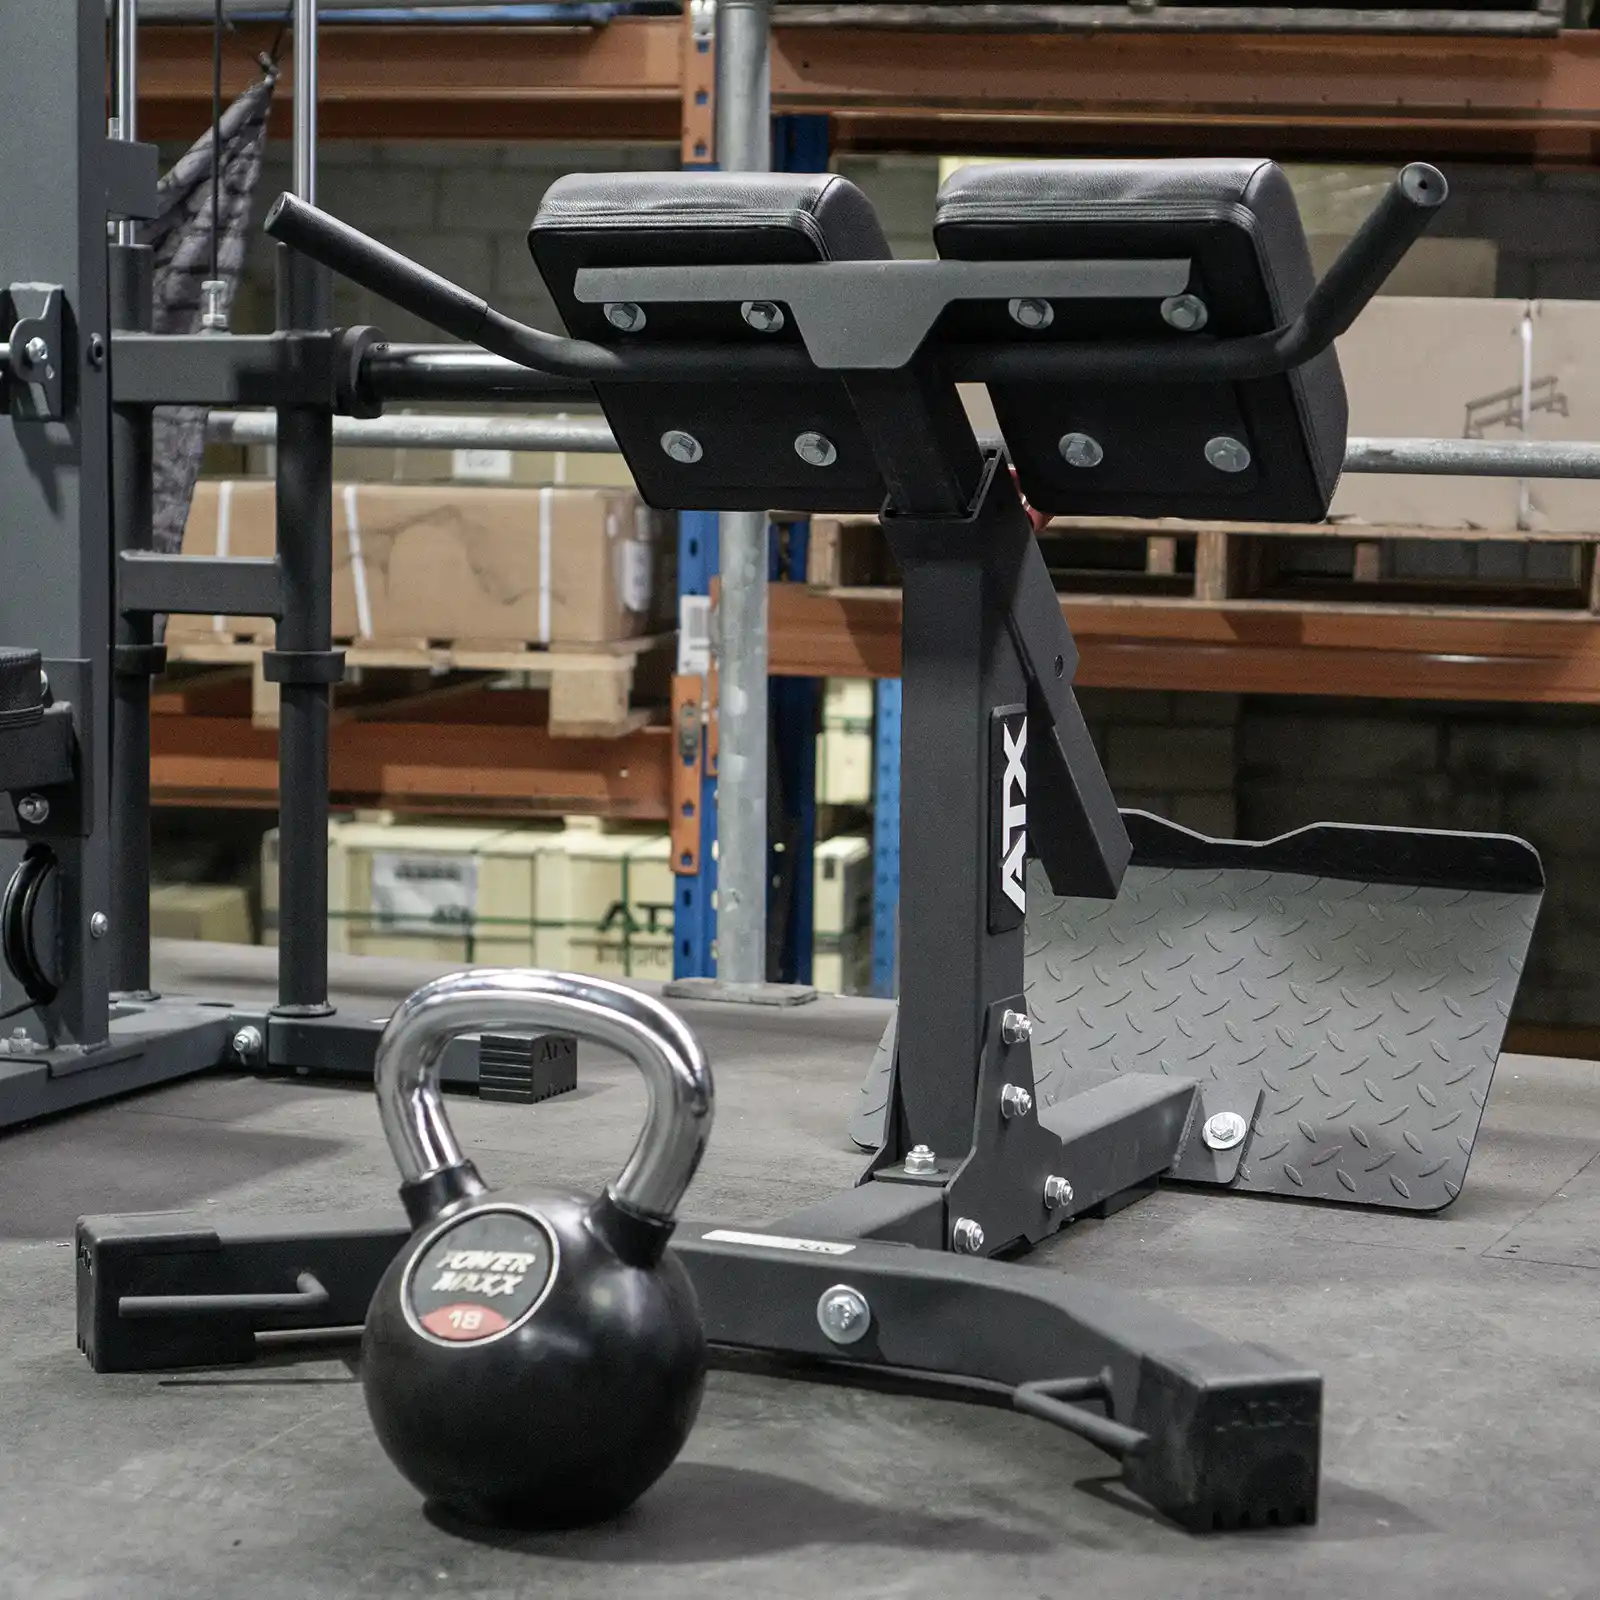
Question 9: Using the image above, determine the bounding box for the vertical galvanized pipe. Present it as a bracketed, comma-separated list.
[113, 0, 139, 244]
[711, 0, 772, 984]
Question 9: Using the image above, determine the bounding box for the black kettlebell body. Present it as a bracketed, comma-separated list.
[361, 970, 716, 1529]
[364, 1187, 706, 1527]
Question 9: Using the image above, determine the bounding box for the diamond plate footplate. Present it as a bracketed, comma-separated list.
[851, 814, 1544, 1213]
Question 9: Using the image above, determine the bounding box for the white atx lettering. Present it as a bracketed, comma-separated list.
[1001, 719, 1027, 913]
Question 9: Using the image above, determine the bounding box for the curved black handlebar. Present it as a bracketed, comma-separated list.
[264, 162, 1445, 389]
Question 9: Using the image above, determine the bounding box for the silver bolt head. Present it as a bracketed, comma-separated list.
[200, 278, 230, 333]
[23, 336, 50, 366]
[1008, 297, 1054, 331]
[1001, 1007, 1033, 1045]
[661, 429, 704, 464]
[816, 1284, 872, 1345]
[16, 794, 49, 825]
[1205, 435, 1252, 474]
[903, 1143, 937, 1175]
[89, 912, 109, 940]
[1043, 1174, 1074, 1211]
[231, 1024, 265, 1064]
[794, 431, 838, 468]
[952, 1217, 986, 1254]
[1203, 1110, 1249, 1151]
[741, 299, 786, 334]
[1160, 293, 1209, 333]
[1058, 431, 1104, 470]
[603, 301, 647, 333]
[1000, 1082, 1034, 1121]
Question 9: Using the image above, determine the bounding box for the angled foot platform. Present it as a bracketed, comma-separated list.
[854, 812, 1543, 1212]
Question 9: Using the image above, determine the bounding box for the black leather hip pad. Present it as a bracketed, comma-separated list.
[529, 172, 893, 514]
[934, 158, 1349, 522]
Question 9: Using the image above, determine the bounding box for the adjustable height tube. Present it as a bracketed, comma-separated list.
[108, 0, 157, 996]
[108, 242, 157, 998]
[274, 0, 336, 1016]
[712, 0, 772, 984]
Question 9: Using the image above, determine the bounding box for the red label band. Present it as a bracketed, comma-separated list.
[420, 1303, 512, 1342]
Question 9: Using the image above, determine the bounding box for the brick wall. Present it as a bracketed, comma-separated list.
[1237, 697, 1598, 1030]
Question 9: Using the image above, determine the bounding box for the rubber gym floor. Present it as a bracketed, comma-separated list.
[1, 942, 1597, 1600]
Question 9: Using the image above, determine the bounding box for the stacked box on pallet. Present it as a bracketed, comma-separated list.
[819, 679, 874, 807]
[178, 482, 674, 648]
[531, 827, 676, 983]
[813, 835, 873, 996]
[150, 884, 254, 946]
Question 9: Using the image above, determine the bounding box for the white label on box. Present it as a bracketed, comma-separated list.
[678, 594, 713, 675]
[699, 1229, 855, 1256]
[621, 539, 653, 613]
[452, 447, 514, 482]
[370, 853, 479, 933]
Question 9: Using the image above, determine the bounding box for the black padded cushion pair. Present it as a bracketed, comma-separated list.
[933, 158, 1348, 521]
[528, 160, 1348, 522]
[529, 172, 891, 513]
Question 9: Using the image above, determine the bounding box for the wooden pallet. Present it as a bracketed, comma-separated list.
[807, 513, 1600, 611]
[164, 632, 673, 737]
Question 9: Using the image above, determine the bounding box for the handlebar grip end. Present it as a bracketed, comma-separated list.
[1398, 163, 1448, 211]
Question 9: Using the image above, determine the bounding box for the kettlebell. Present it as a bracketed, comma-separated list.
[362, 968, 715, 1528]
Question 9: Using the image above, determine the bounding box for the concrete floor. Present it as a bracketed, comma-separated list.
[2, 948, 1599, 1599]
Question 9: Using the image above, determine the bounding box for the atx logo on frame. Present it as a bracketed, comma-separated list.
[990, 707, 1028, 933]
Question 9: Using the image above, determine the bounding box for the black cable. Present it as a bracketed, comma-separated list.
[267, 1, 294, 67]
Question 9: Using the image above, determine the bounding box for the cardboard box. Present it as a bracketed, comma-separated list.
[813, 834, 872, 995]
[533, 828, 675, 982]
[328, 821, 513, 962]
[150, 883, 253, 946]
[1523, 300, 1600, 535]
[1331, 298, 1527, 530]
[368, 485, 668, 648]
[819, 679, 875, 807]
[180, 483, 674, 647]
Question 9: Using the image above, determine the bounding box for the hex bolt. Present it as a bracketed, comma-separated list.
[603, 301, 647, 333]
[660, 430, 704, 464]
[1001, 1007, 1033, 1045]
[231, 1024, 265, 1066]
[1000, 1082, 1034, 1121]
[89, 913, 109, 940]
[903, 1143, 938, 1175]
[741, 300, 785, 334]
[1202, 1110, 1249, 1151]
[1008, 297, 1054, 331]
[23, 336, 50, 367]
[1058, 432, 1104, 469]
[952, 1217, 986, 1254]
[1205, 435, 1252, 474]
[1043, 1174, 1074, 1211]
[1160, 293, 1209, 333]
[816, 1284, 872, 1346]
[794, 431, 838, 467]
[200, 279, 230, 334]
[16, 794, 49, 826]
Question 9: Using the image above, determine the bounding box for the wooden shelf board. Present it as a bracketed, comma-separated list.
[769, 583, 1600, 701]
[136, 19, 1600, 160]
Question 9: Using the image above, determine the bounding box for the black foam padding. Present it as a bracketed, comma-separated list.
[933, 158, 1348, 522]
[0, 648, 44, 732]
[528, 172, 892, 513]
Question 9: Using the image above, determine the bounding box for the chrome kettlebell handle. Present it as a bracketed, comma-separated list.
[374, 969, 714, 1238]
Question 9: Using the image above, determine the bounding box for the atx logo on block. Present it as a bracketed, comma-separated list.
[989, 707, 1028, 932]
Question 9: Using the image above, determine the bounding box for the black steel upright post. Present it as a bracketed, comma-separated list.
[270, 244, 337, 1017]
[108, 241, 158, 999]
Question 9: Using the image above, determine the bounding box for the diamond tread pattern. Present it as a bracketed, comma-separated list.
[850, 860, 1539, 1212]
[1026, 860, 1539, 1211]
